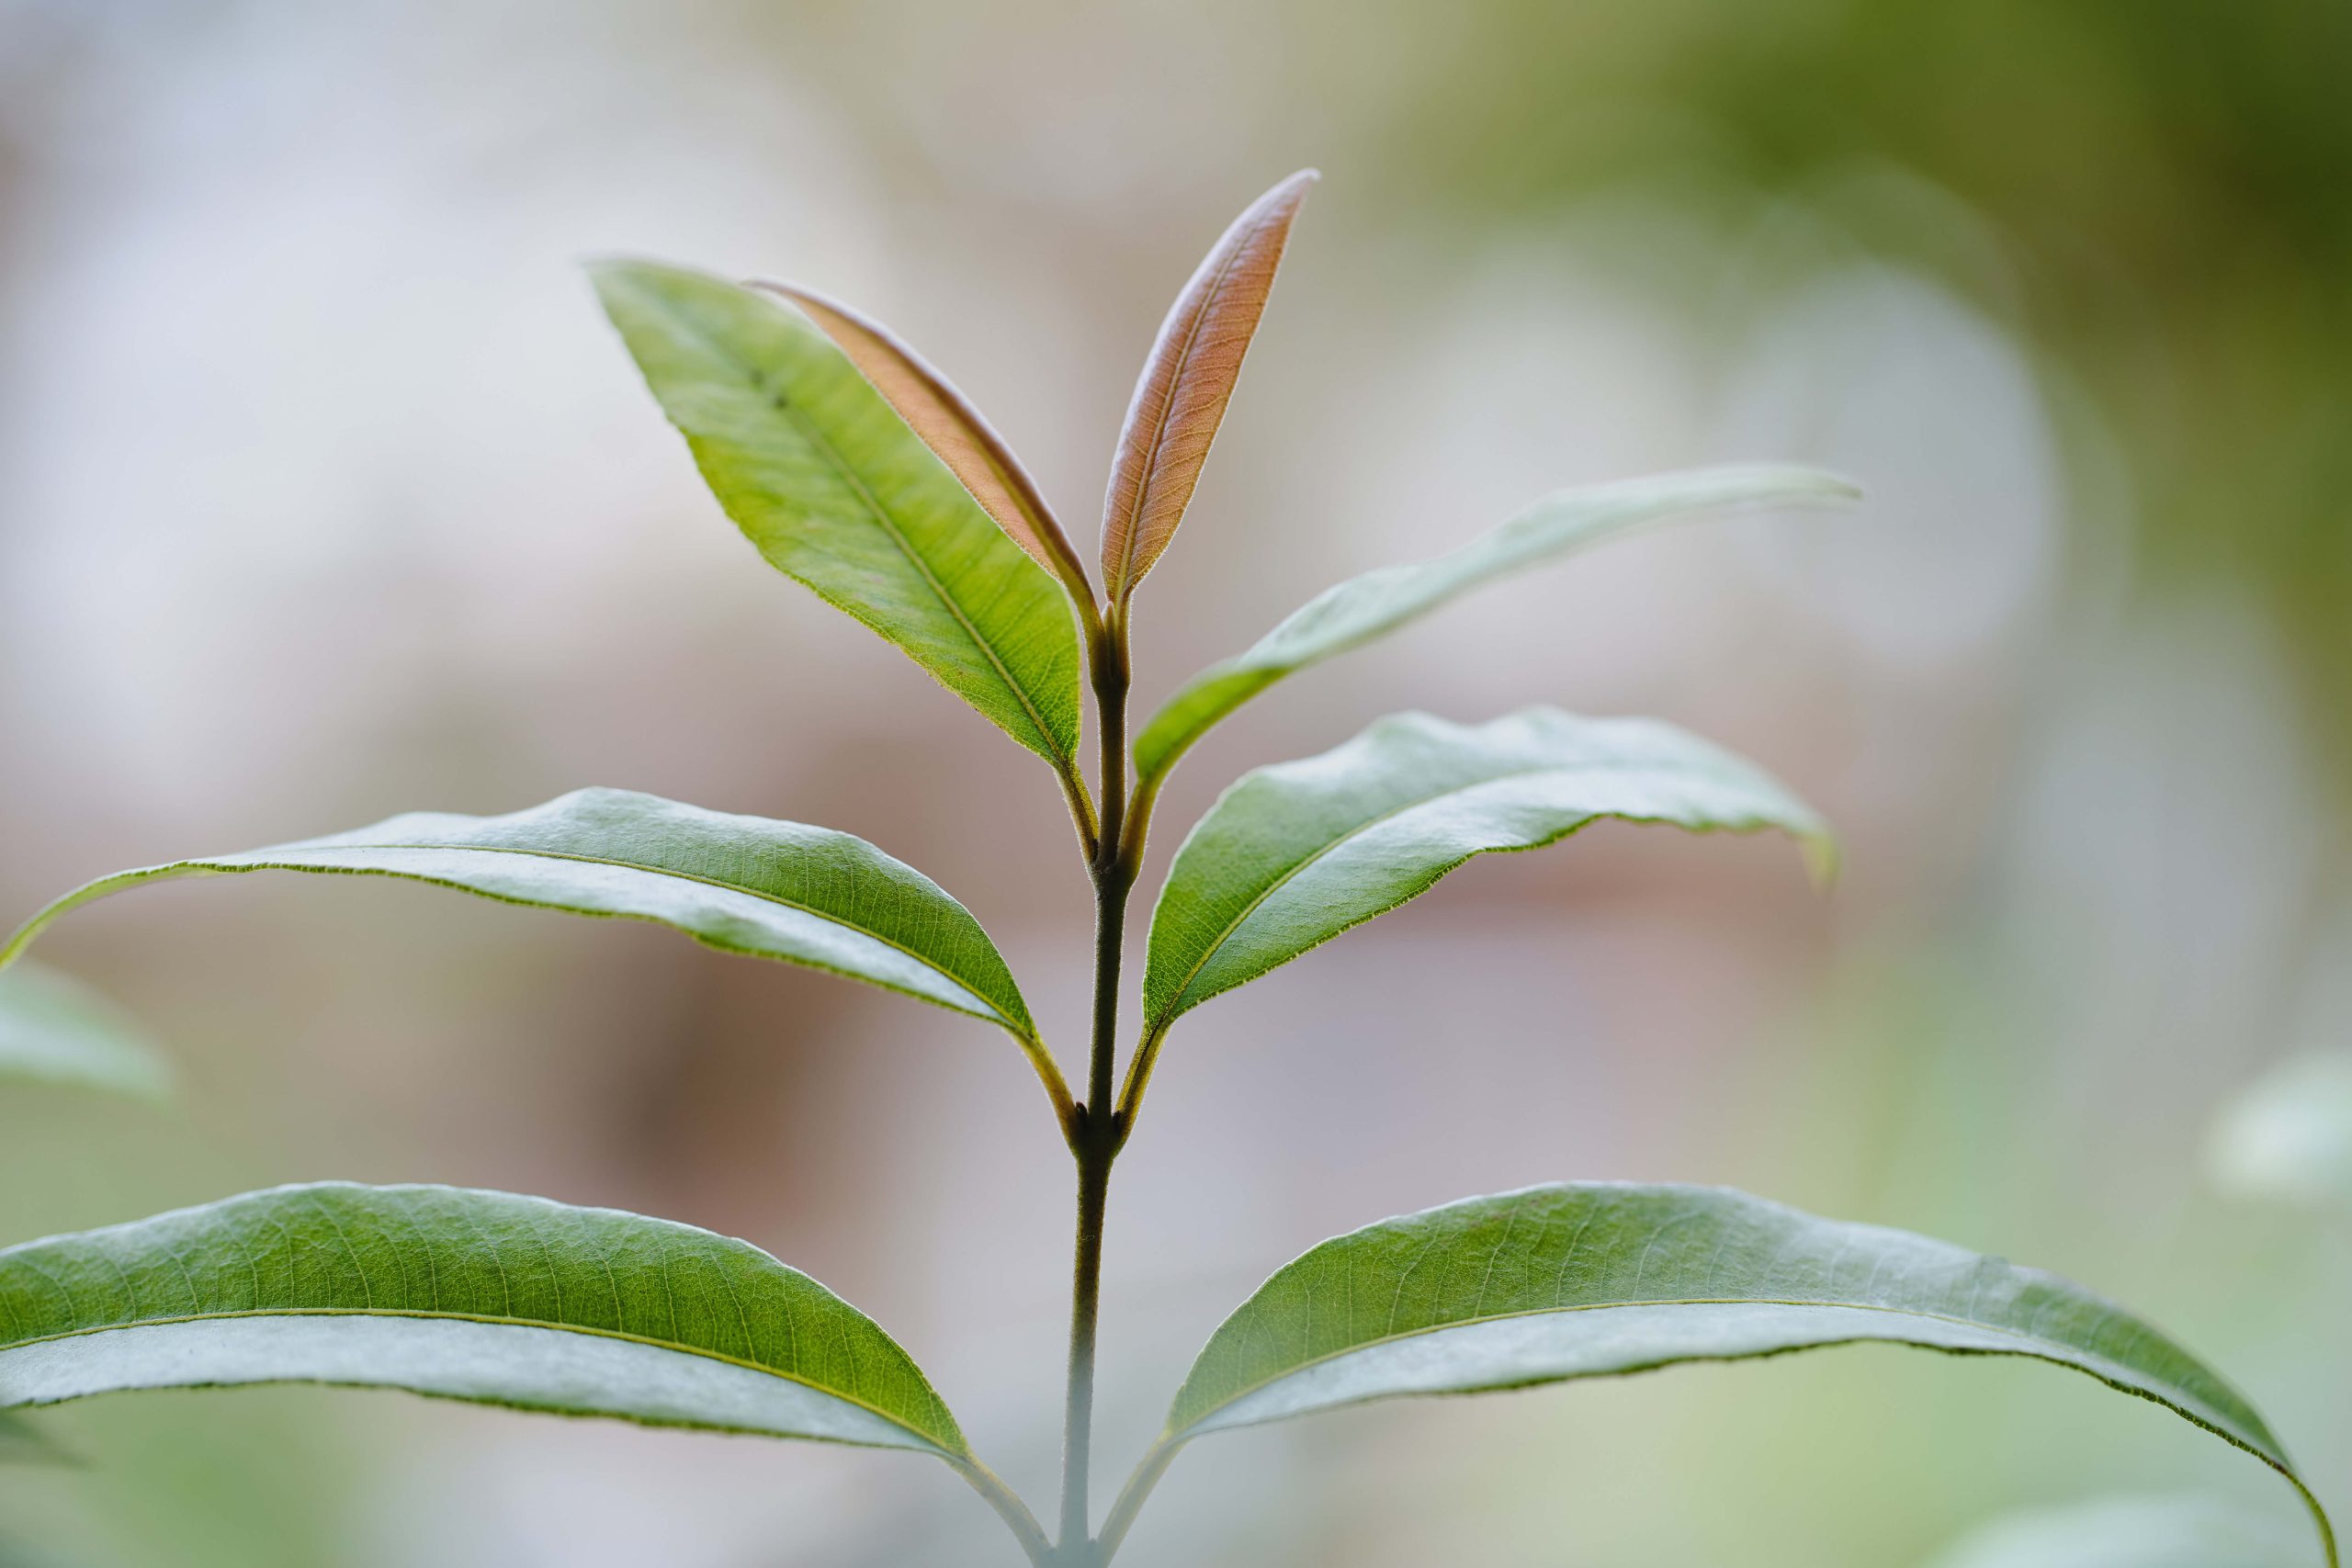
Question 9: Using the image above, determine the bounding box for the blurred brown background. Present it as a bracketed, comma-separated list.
[1, 1, 2346, 1563]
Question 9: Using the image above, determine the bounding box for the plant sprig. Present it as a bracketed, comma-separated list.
[0, 174, 2332, 1568]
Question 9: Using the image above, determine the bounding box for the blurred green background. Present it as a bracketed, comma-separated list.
[1, 0, 2345, 1562]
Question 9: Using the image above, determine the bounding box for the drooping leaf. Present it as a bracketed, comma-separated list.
[1099, 171, 1317, 604]
[0, 964, 169, 1103]
[1927, 1494, 2314, 1568]
[749, 281, 1096, 610]
[1141, 708, 1828, 1035]
[0, 1183, 965, 1455]
[1132, 465, 1860, 785]
[2, 788, 1039, 1043]
[1104, 1184, 2335, 1564]
[592, 260, 1083, 770]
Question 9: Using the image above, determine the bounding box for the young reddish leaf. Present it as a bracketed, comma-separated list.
[1100, 170, 1317, 604]
[751, 281, 1097, 613]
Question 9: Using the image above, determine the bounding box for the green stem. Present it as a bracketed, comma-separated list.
[1057, 1108, 1117, 1558]
[1056, 611, 1136, 1563]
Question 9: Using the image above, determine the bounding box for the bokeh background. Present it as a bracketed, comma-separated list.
[2, 1, 2347, 1563]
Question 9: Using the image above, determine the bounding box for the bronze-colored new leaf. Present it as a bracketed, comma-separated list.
[752, 282, 1097, 612]
[1100, 170, 1317, 604]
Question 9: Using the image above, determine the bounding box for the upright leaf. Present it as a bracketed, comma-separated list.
[0, 964, 169, 1102]
[1100, 171, 1317, 604]
[1132, 465, 1860, 785]
[750, 281, 1096, 610]
[1142, 708, 1828, 1035]
[593, 260, 1082, 769]
[3, 788, 1038, 1043]
[0, 1183, 963, 1453]
[1105, 1184, 2334, 1564]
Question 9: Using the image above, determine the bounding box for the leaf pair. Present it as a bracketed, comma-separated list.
[0, 710, 1824, 1136]
[1, 1180, 2329, 1566]
[591, 172, 1315, 795]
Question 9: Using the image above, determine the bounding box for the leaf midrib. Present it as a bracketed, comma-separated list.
[1111, 216, 1256, 592]
[1157, 750, 1739, 1022]
[1, 1303, 955, 1453]
[661, 292, 1070, 766]
[274, 840, 1003, 1016]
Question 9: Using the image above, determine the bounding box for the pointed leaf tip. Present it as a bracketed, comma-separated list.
[1103, 1184, 2335, 1565]
[2, 788, 1040, 1043]
[0, 1183, 969, 1457]
[1130, 463, 1863, 786]
[1142, 707, 1831, 1032]
[1100, 170, 1318, 604]
[593, 259, 1082, 768]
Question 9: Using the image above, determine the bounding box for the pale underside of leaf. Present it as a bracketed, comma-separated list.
[1141, 707, 1830, 1033]
[749, 281, 1095, 608]
[592, 260, 1082, 768]
[1108, 1184, 2332, 1565]
[0, 963, 169, 1102]
[0, 788, 1037, 1042]
[0, 1183, 964, 1457]
[1131, 464, 1861, 784]
[1100, 170, 1317, 604]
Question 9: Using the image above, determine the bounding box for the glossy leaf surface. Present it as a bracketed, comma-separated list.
[0, 964, 169, 1102]
[1119, 1184, 2332, 1563]
[1100, 171, 1316, 604]
[1142, 708, 1828, 1032]
[750, 281, 1094, 607]
[2, 788, 1037, 1042]
[1132, 465, 1859, 784]
[0, 1183, 966, 1457]
[594, 260, 1082, 767]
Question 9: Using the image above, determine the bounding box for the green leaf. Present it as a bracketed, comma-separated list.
[1140, 707, 1829, 1036]
[1131, 464, 1860, 786]
[3, 788, 1038, 1043]
[0, 964, 169, 1103]
[1106, 1184, 2334, 1565]
[592, 259, 1083, 771]
[0, 1182, 964, 1454]
[1927, 1495, 2314, 1568]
